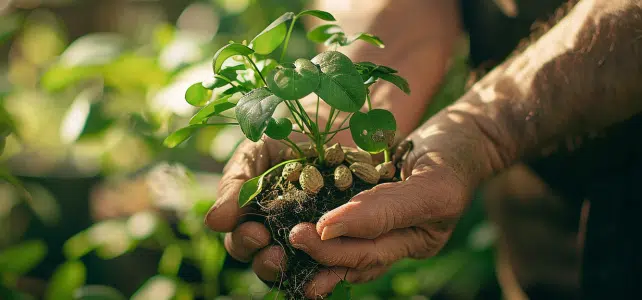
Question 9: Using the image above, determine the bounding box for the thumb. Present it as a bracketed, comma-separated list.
[316, 169, 466, 240]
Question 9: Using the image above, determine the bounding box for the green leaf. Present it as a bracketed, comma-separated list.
[234, 88, 284, 142]
[249, 12, 294, 55]
[73, 285, 126, 300]
[266, 58, 319, 100]
[59, 33, 125, 67]
[312, 51, 366, 112]
[63, 231, 94, 260]
[0, 240, 47, 275]
[202, 77, 224, 90]
[131, 276, 176, 300]
[349, 109, 397, 153]
[158, 244, 182, 277]
[238, 158, 305, 207]
[257, 58, 279, 74]
[59, 86, 113, 144]
[345, 33, 385, 48]
[307, 24, 343, 44]
[45, 261, 86, 300]
[203, 64, 247, 90]
[355, 62, 397, 75]
[185, 82, 211, 106]
[375, 72, 411, 95]
[189, 95, 235, 125]
[325, 33, 348, 46]
[354, 61, 377, 72]
[163, 124, 230, 148]
[212, 43, 254, 74]
[297, 10, 336, 21]
[222, 85, 244, 95]
[327, 280, 352, 299]
[40, 65, 101, 92]
[264, 118, 292, 140]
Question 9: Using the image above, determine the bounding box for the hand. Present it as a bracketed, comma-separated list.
[286, 112, 497, 298]
[205, 138, 290, 281]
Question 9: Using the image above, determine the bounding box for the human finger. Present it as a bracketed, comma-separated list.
[223, 221, 271, 262]
[251, 245, 287, 282]
[290, 222, 451, 269]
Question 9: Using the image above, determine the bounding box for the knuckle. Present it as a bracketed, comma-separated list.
[410, 228, 444, 259]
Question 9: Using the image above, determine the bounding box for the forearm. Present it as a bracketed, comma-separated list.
[302, 0, 462, 144]
[428, 0, 642, 181]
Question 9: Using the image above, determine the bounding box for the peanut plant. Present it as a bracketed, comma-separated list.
[163, 9, 409, 207]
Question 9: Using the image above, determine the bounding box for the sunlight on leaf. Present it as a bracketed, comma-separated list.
[59, 86, 105, 144]
[59, 33, 125, 67]
[158, 244, 183, 277]
[127, 211, 158, 240]
[0, 240, 47, 275]
[189, 95, 235, 125]
[312, 51, 366, 112]
[238, 158, 304, 207]
[349, 109, 397, 153]
[185, 82, 211, 106]
[88, 220, 132, 259]
[249, 12, 294, 55]
[266, 58, 319, 100]
[132, 276, 176, 300]
[235, 88, 284, 142]
[307, 24, 343, 44]
[297, 10, 336, 21]
[45, 261, 87, 300]
[63, 231, 94, 260]
[212, 43, 254, 74]
[346, 33, 385, 48]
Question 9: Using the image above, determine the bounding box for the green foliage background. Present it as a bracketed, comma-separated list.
[0, 0, 497, 299]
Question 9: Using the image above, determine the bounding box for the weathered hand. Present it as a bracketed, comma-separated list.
[287, 112, 497, 298]
[205, 138, 291, 281]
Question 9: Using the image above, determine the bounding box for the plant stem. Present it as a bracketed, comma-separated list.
[324, 126, 349, 135]
[280, 17, 298, 62]
[324, 107, 336, 133]
[246, 57, 268, 86]
[315, 95, 320, 125]
[294, 101, 315, 132]
[330, 110, 340, 129]
[215, 74, 248, 93]
[384, 149, 391, 163]
[285, 101, 306, 131]
[292, 100, 325, 163]
[366, 93, 372, 111]
[284, 137, 304, 157]
[325, 113, 353, 143]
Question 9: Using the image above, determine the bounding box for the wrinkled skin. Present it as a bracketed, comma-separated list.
[206, 0, 642, 298]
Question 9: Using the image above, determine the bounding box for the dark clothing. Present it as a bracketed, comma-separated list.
[459, 1, 642, 299]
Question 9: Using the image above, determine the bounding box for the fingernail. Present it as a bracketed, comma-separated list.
[242, 236, 262, 249]
[291, 243, 310, 253]
[321, 223, 346, 240]
[264, 260, 279, 271]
